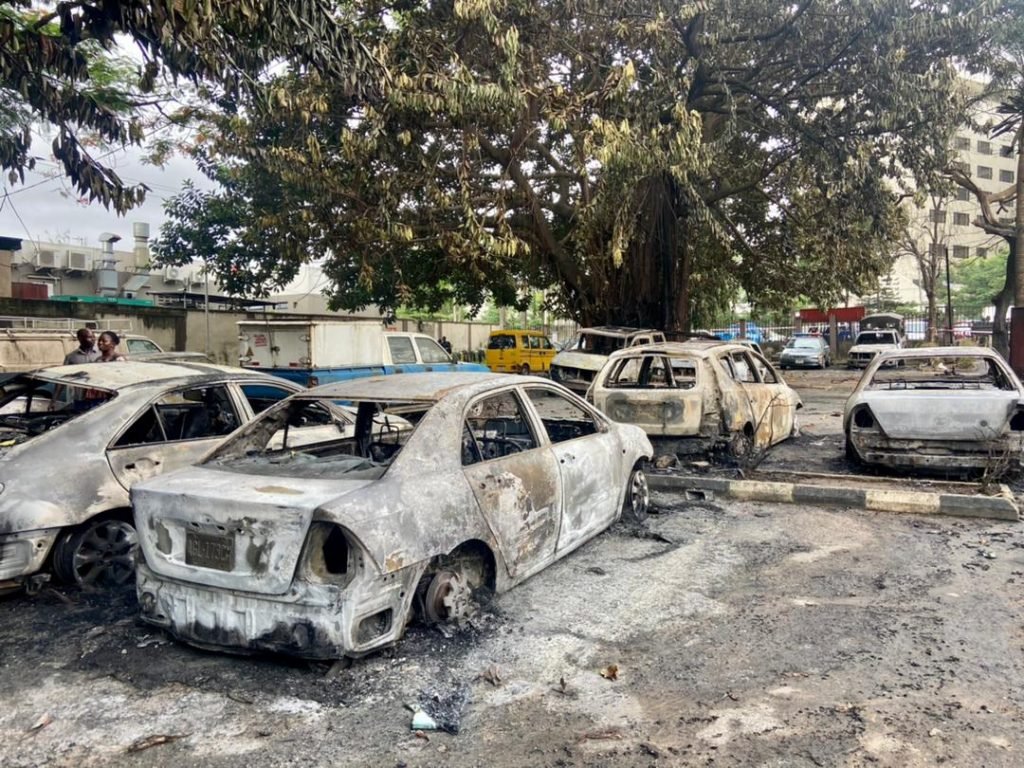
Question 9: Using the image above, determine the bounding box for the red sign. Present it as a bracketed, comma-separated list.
[253, 333, 268, 347]
[796, 307, 866, 323]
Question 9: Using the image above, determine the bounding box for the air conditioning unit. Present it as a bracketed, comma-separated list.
[163, 265, 184, 282]
[33, 250, 61, 270]
[67, 251, 91, 271]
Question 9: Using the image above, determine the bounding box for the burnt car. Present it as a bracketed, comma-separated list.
[133, 373, 652, 659]
[589, 341, 801, 455]
[550, 326, 666, 394]
[0, 362, 306, 593]
[844, 347, 1024, 473]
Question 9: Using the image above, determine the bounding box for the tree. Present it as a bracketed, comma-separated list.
[951, 248, 1009, 317]
[897, 194, 956, 342]
[156, 0, 995, 327]
[0, 1, 368, 211]
[948, 1, 1024, 356]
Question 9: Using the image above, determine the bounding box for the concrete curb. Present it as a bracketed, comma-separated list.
[648, 472, 1020, 521]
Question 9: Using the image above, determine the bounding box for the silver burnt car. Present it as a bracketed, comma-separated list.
[844, 347, 1024, 473]
[0, 362, 304, 593]
[134, 372, 653, 659]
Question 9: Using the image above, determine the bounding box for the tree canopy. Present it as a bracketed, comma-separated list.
[0, 0, 369, 211]
[153, 0, 997, 327]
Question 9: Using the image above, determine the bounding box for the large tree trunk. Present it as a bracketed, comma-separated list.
[994, 242, 1015, 359]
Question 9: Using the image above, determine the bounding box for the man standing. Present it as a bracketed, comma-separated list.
[64, 328, 101, 364]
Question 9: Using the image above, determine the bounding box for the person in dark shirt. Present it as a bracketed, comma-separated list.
[439, 336, 453, 354]
[64, 328, 101, 364]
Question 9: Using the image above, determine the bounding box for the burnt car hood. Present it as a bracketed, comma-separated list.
[133, 466, 376, 595]
[860, 390, 1021, 440]
[552, 350, 609, 372]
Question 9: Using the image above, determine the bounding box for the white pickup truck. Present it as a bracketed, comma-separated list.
[238, 320, 488, 386]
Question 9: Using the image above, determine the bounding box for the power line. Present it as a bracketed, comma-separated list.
[1, 190, 41, 251]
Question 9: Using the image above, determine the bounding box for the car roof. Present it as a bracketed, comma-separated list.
[579, 326, 662, 337]
[876, 346, 999, 359]
[606, 340, 752, 360]
[489, 329, 547, 336]
[304, 371, 525, 402]
[28, 361, 288, 390]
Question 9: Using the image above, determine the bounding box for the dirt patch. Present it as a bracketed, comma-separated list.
[2, 496, 1023, 767]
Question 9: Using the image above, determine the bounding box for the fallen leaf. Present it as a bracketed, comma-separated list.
[27, 713, 52, 733]
[126, 734, 188, 754]
[479, 663, 502, 687]
[599, 664, 619, 681]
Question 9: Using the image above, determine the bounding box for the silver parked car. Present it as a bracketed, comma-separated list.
[0, 362, 305, 593]
[134, 372, 653, 659]
[844, 347, 1024, 473]
[779, 335, 830, 369]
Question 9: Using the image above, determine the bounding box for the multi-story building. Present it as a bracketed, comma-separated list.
[889, 97, 1014, 307]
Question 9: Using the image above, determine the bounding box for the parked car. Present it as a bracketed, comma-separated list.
[846, 329, 902, 368]
[485, 329, 557, 374]
[0, 362, 306, 594]
[779, 336, 831, 369]
[589, 341, 801, 455]
[0, 328, 166, 372]
[550, 326, 666, 394]
[133, 372, 653, 659]
[844, 347, 1024, 474]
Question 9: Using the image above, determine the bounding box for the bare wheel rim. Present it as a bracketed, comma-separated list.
[424, 570, 474, 623]
[627, 469, 650, 520]
[73, 520, 138, 586]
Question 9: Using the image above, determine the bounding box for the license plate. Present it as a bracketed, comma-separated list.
[185, 531, 234, 571]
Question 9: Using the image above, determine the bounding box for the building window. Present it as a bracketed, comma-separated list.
[952, 245, 970, 259]
[953, 212, 970, 226]
[977, 140, 992, 155]
[929, 209, 946, 223]
[978, 165, 993, 180]
[955, 187, 971, 201]
[977, 247, 988, 258]
[954, 136, 972, 150]
[1001, 145, 1014, 158]
[1000, 169, 1015, 183]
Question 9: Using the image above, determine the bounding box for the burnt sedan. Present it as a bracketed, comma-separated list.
[844, 347, 1024, 474]
[134, 373, 652, 659]
[589, 341, 801, 455]
[0, 362, 306, 593]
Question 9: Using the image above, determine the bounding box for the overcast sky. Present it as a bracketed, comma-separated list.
[0, 142, 208, 251]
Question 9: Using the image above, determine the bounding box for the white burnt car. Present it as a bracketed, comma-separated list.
[0, 362, 305, 593]
[844, 347, 1024, 473]
[134, 373, 652, 659]
[550, 326, 666, 394]
[590, 341, 801, 454]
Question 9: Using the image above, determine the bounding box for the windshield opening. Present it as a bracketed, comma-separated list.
[574, 333, 627, 355]
[205, 396, 425, 479]
[868, 355, 1015, 391]
[855, 332, 898, 345]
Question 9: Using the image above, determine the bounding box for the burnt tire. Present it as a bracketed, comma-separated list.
[728, 430, 754, 461]
[519, 363, 531, 376]
[622, 464, 650, 523]
[52, 515, 138, 588]
[422, 549, 489, 624]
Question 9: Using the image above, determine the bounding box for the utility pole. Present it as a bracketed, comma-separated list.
[944, 245, 954, 345]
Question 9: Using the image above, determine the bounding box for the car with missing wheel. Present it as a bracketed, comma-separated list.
[844, 347, 1024, 474]
[133, 372, 652, 660]
[589, 341, 801, 456]
[0, 362, 307, 594]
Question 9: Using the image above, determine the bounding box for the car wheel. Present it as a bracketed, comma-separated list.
[52, 514, 138, 588]
[622, 464, 650, 523]
[422, 549, 489, 624]
[519, 363, 531, 376]
[728, 429, 754, 461]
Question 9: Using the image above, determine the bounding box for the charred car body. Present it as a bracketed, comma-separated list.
[550, 327, 666, 394]
[844, 347, 1024, 473]
[134, 373, 652, 660]
[0, 362, 305, 593]
[589, 341, 801, 455]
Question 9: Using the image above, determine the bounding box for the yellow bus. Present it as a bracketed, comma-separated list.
[485, 330, 557, 374]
